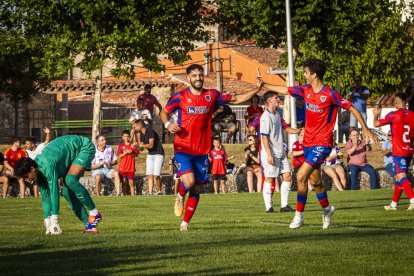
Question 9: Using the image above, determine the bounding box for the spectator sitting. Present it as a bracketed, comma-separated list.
[348, 75, 370, 130]
[243, 134, 262, 193]
[24, 127, 52, 197]
[405, 74, 414, 112]
[345, 129, 378, 190]
[117, 130, 140, 196]
[382, 130, 395, 178]
[129, 98, 152, 125]
[0, 152, 4, 177]
[244, 95, 263, 134]
[213, 104, 238, 144]
[137, 83, 162, 116]
[323, 140, 346, 191]
[132, 119, 165, 195]
[209, 137, 233, 194]
[91, 135, 121, 196]
[169, 154, 180, 195]
[1, 137, 27, 198]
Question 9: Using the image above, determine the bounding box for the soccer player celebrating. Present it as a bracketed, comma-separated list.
[262, 58, 379, 229]
[373, 92, 414, 211]
[160, 64, 263, 231]
[14, 135, 102, 235]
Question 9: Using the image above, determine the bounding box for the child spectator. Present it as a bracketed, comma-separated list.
[1, 137, 27, 198]
[382, 131, 394, 178]
[169, 155, 180, 195]
[209, 137, 233, 194]
[117, 130, 139, 196]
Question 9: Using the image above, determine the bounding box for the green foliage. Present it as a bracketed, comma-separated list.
[1, 191, 414, 274]
[2, 0, 209, 79]
[216, 0, 414, 94]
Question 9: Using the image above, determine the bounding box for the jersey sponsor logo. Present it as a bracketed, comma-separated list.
[205, 95, 211, 102]
[306, 102, 323, 113]
[320, 96, 327, 103]
[213, 155, 223, 159]
[400, 159, 406, 166]
[187, 106, 209, 114]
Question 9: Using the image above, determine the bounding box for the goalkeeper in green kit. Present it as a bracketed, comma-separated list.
[14, 135, 102, 235]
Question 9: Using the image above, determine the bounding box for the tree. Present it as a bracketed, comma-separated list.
[3, 0, 209, 138]
[215, 0, 414, 95]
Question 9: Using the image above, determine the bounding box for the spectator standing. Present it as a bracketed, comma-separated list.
[405, 74, 414, 112]
[24, 127, 52, 197]
[260, 91, 300, 213]
[295, 96, 306, 128]
[209, 137, 234, 194]
[137, 83, 162, 116]
[169, 155, 180, 195]
[345, 129, 378, 190]
[129, 98, 152, 125]
[132, 119, 165, 195]
[382, 131, 395, 178]
[245, 95, 263, 134]
[213, 104, 238, 144]
[323, 141, 346, 191]
[1, 137, 27, 198]
[117, 130, 139, 196]
[91, 135, 121, 196]
[14, 135, 102, 235]
[161, 63, 263, 231]
[339, 109, 351, 141]
[373, 93, 414, 211]
[243, 134, 261, 193]
[348, 76, 370, 130]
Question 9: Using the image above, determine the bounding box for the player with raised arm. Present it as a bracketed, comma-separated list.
[160, 64, 263, 231]
[373, 92, 414, 211]
[262, 58, 379, 229]
[14, 135, 102, 235]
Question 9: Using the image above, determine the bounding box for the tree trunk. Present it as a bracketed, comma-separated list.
[14, 100, 19, 137]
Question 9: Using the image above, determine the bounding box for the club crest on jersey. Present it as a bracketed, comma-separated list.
[205, 95, 211, 102]
[188, 106, 209, 114]
[320, 96, 327, 103]
[187, 98, 192, 103]
[176, 163, 181, 170]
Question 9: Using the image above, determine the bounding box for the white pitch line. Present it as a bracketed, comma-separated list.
[261, 221, 399, 231]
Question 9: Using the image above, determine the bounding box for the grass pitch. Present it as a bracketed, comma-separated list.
[1, 190, 413, 275]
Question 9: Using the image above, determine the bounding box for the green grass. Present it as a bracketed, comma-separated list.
[1, 190, 414, 275]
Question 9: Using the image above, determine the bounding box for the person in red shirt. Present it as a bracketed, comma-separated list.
[245, 95, 264, 134]
[160, 63, 263, 231]
[1, 137, 27, 198]
[209, 137, 233, 194]
[137, 84, 163, 115]
[263, 58, 379, 229]
[373, 92, 414, 211]
[117, 130, 139, 196]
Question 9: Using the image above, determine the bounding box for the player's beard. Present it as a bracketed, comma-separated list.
[190, 79, 204, 91]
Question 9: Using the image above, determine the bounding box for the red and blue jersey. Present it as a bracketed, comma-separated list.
[165, 88, 232, 155]
[378, 108, 414, 157]
[288, 84, 352, 147]
[210, 148, 228, 175]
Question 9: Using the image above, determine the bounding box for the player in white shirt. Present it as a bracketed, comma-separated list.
[91, 135, 121, 196]
[260, 91, 302, 213]
[24, 127, 52, 197]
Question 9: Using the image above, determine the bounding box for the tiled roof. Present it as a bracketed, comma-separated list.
[223, 42, 283, 68]
[38, 78, 172, 94]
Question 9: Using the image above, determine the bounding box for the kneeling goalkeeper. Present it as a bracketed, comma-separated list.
[15, 135, 102, 235]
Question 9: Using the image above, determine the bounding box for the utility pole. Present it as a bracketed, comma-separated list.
[215, 24, 222, 91]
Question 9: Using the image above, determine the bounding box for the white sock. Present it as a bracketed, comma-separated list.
[50, 215, 58, 224]
[410, 198, 414, 204]
[295, 211, 303, 218]
[263, 181, 273, 210]
[89, 208, 99, 216]
[323, 205, 331, 212]
[181, 221, 188, 227]
[280, 181, 291, 208]
[390, 201, 398, 208]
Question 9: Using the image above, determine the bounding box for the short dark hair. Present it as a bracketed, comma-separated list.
[24, 136, 37, 144]
[395, 92, 407, 102]
[263, 91, 278, 103]
[11, 136, 20, 144]
[251, 95, 260, 103]
[133, 119, 146, 127]
[303, 58, 326, 81]
[354, 75, 362, 81]
[95, 135, 104, 141]
[14, 157, 37, 178]
[122, 130, 130, 135]
[186, 64, 203, 75]
[144, 83, 152, 89]
[212, 136, 221, 143]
